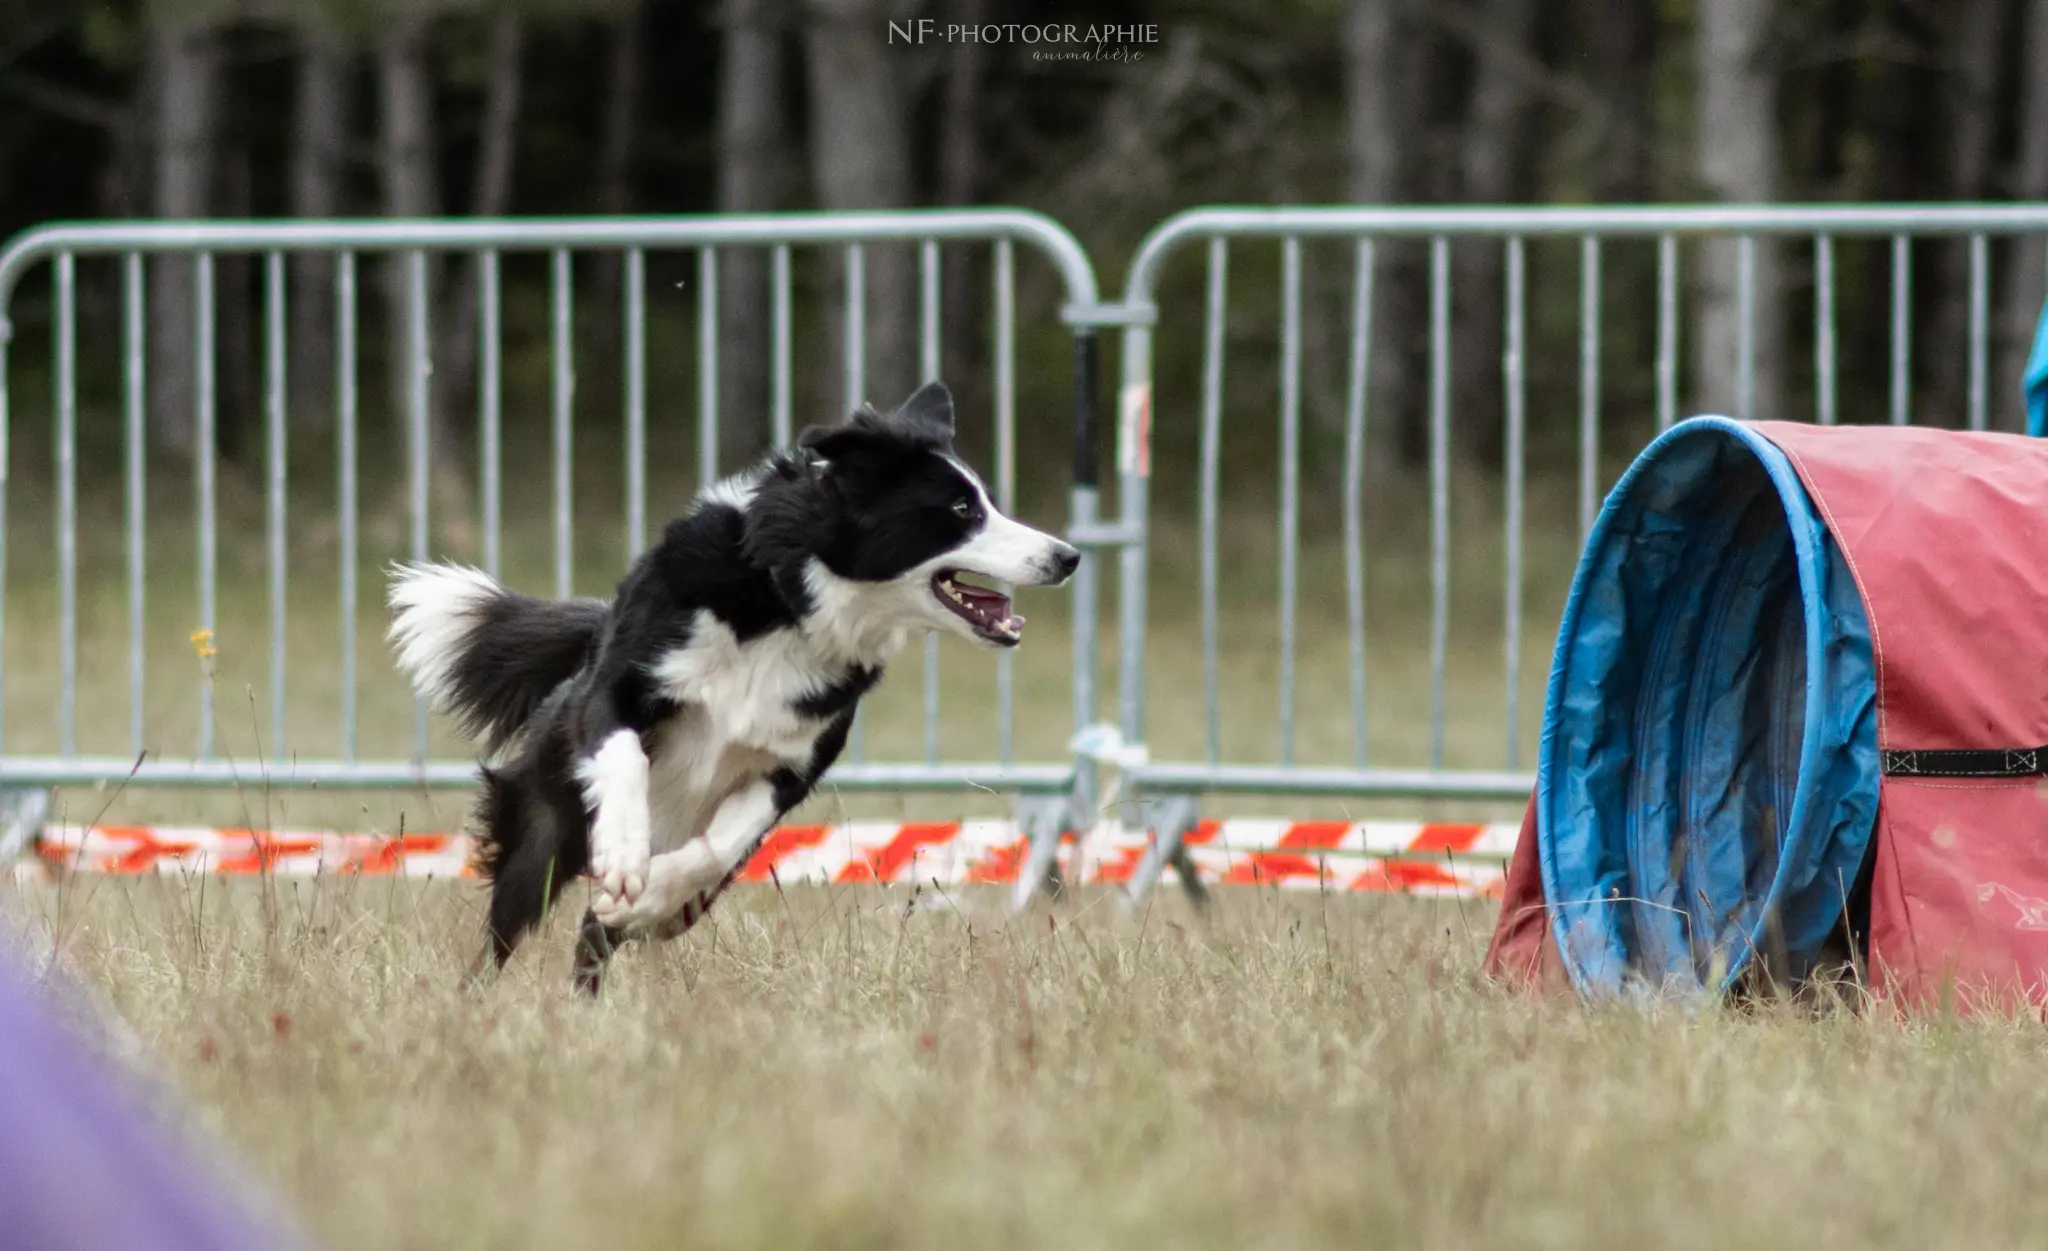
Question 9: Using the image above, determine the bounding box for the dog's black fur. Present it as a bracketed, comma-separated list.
[388, 383, 1077, 994]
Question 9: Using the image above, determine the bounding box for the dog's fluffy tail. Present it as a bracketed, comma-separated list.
[386, 562, 608, 752]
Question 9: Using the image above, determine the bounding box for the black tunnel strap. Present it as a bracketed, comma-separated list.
[1883, 746, 2047, 778]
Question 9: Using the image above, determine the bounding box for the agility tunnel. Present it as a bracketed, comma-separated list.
[1486, 416, 2048, 1010]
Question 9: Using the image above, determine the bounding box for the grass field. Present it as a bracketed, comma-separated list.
[18, 450, 2046, 1251]
[15, 877, 2048, 1251]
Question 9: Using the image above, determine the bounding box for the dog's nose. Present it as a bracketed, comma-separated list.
[1049, 542, 1081, 582]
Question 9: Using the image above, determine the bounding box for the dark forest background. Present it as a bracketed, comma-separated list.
[2, 0, 2044, 513]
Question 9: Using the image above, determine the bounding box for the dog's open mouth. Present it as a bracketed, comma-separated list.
[933, 570, 1024, 645]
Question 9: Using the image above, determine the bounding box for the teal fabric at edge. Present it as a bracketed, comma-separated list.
[1534, 417, 1880, 999]
[2027, 295, 2048, 437]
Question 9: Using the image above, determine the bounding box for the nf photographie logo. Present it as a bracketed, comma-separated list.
[887, 20, 1159, 61]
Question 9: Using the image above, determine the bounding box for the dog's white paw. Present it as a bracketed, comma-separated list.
[595, 842, 725, 936]
[588, 813, 650, 905]
[578, 730, 652, 904]
[591, 873, 668, 930]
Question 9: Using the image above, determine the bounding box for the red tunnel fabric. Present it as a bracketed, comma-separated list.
[1486, 421, 2048, 1011]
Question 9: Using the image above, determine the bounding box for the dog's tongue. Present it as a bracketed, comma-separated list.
[940, 573, 1026, 637]
[964, 586, 1023, 633]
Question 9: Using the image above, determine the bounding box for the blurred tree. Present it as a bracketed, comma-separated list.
[805, 0, 917, 409]
[440, 8, 524, 439]
[1450, 0, 1539, 466]
[1694, 0, 1784, 419]
[2002, 0, 2048, 427]
[590, 0, 645, 316]
[376, 4, 478, 546]
[146, 3, 223, 455]
[1587, 0, 1654, 202]
[289, 12, 352, 429]
[718, 0, 791, 461]
[939, 0, 989, 434]
[1930, 0, 2008, 423]
[1343, 0, 1422, 470]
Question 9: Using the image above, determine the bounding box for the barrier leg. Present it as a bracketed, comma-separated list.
[1121, 791, 1205, 912]
[1010, 794, 1072, 913]
[0, 788, 50, 866]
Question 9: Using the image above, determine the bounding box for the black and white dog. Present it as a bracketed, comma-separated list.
[387, 382, 1079, 993]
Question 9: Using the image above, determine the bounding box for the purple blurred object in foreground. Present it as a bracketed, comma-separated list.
[0, 952, 310, 1251]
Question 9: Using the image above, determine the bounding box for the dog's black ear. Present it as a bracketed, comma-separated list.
[889, 381, 955, 446]
[797, 424, 880, 468]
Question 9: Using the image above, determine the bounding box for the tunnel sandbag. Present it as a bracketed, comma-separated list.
[1532, 417, 1880, 999]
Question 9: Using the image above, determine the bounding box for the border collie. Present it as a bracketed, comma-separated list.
[387, 382, 1079, 994]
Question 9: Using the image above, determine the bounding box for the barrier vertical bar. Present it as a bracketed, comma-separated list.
[1815, 235, 1837, 426]
[1968, 233, 1988, 432]
[124, 254, 146, 757]
[1074, 324, 1104, 782]
[1344, 238, 1373, 768]
[772, 244, 793, 449]
[1428, 236, 1450, 770]
[1656, 233, 1677, 432]
[1115, 331, 1148, 752]
[54, 252, 76, 757]
[265, 251, 287, 758]
[1277, 237, 1302, 766]
[1891, 234, 1911, 426]
[407, 250, 430, 760]
[337, 253, 358, 761]
[921, 239, 940, 764]
[1199, 237, 1227, 766]
[625, 247, 647, 557]
[698, 247, 718, 494]
[993, 239, 1016, 762]
[844, 244, 867, 760]
[196, 252, 217, 760]
[480, 250, 502, 578]
[1504, 236, 1526, 768]
[552, 248, 574, 599]
[1736, 235, 1756, 419]
[1579, 236, 1601, 543]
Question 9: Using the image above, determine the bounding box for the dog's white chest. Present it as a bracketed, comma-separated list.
[636, 612, 850, 853]
[649, 612, 839, 758]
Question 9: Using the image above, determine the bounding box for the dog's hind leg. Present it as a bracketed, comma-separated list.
[571, 908, 629, 997]
[470, 762, 590, 982]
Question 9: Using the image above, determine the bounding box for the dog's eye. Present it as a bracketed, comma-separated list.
[952, 498, 974, 518]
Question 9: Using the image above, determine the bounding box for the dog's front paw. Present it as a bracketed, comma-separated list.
[588, 812, 650, 905]
[591, 876, 664, 930]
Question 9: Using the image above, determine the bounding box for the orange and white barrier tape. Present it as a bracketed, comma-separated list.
[22, 819, 1514, 898]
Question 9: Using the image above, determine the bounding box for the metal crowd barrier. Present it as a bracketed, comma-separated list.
[1108, 205, 2048, 903]
[0, 212, 1123, 889]
[8, 205, 2048, 908]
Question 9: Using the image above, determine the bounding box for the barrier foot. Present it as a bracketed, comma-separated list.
[1009, 795, 1072, 914]
[0, 788, 50, 866]
[1120, 793, 1205, 913]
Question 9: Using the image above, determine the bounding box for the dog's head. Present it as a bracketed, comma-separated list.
[744, 382, 1079, 650]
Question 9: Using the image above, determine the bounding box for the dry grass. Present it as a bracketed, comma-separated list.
[13, 876, 2048, 1251]
[19, 461, 2043, 1251]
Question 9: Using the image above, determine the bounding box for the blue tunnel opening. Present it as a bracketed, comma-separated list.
[1535, 418, 1881, 998]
